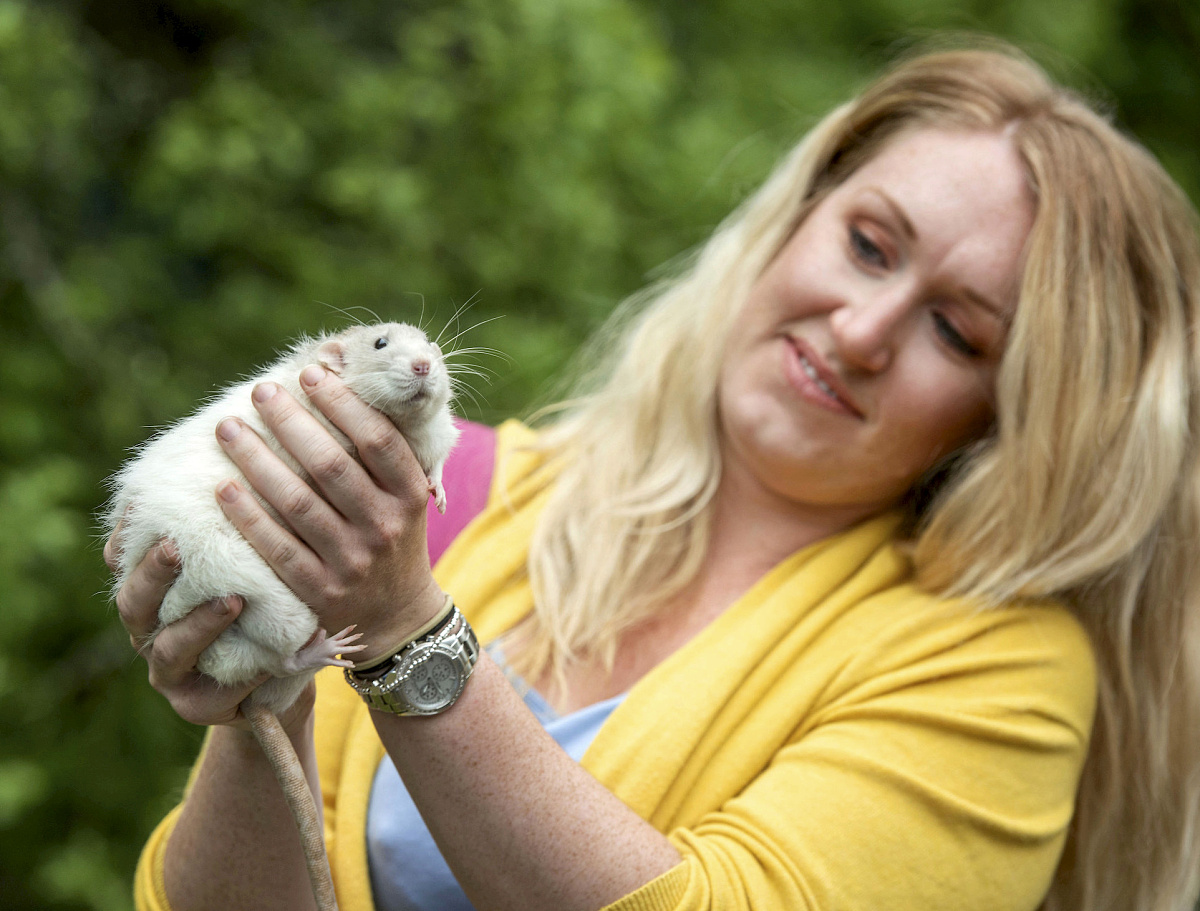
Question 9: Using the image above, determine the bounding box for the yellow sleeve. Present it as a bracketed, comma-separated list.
[133, 805, 185, 911]
[602, 600, 1097, 911]
[133, 729, 212, 911]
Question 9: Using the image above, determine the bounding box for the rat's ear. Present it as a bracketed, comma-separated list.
[316, 339, 347, 375]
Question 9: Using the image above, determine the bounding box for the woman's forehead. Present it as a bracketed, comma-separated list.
[836, 129, 1035, 314]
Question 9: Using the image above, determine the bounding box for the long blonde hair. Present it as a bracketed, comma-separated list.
[516, 41, 1200, 911]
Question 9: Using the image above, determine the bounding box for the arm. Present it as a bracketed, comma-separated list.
[163, 708, 321, 911]
[106, 537, 322, 911]
[373, 656, 681, 909]
[210, 368, 682, 910]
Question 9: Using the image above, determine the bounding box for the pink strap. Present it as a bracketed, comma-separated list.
[425, 420, 496, 565]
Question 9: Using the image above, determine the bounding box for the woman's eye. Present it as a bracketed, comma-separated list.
[849, 225, 887, 268]
[374, 337, 388, 350]
[932, 312, 981, 358]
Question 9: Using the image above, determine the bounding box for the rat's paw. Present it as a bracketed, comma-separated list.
[282, 625, 366, 674]
[327, 624, 367, 660]
[429, 480, 448, 515]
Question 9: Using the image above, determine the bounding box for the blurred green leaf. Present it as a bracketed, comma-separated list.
[34, 829, 132, 911]
[0, 758, 49, 826]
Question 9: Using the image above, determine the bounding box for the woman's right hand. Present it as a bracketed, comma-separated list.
[104, 526, 308, 731]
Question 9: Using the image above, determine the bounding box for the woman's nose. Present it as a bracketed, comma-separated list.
[829, 291, 911, 373]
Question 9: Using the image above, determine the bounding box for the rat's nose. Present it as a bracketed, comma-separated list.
[412, 359, 431, 376]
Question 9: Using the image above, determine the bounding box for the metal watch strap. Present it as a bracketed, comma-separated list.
[343, 605, 480, 716]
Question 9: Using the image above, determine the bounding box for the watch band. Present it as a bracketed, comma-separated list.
[344, 604, 480, 716]
[351, 594, 457, 678]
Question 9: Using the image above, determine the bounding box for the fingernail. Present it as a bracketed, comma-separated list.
[300, 365, 326, 387]
[253, 382, 278, 403]
[217, 480, 240, 503]
[159, 540, 179, 564]
[216, 419, 241, 442]
[210, 598, 231, 616]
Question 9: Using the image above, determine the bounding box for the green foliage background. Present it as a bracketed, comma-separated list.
[1, 0, 1197, 907]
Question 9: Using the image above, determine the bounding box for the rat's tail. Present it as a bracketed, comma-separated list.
[242, 701, 340, 911]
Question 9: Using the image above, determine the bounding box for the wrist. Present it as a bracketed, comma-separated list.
[345, 602, 480, 717]
[354, 578, 449, 667]
[353, 593, 456, 677]
[217, 723, 277, 762]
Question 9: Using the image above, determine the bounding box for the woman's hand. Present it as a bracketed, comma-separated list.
[212, 365, 447, 665]
[107, 525, 321, 911]
[103, 528, 296, 729]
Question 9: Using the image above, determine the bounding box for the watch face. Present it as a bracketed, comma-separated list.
[400, 651, 462, 712]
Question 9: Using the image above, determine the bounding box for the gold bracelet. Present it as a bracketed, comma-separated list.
[351, 593, 456, 675]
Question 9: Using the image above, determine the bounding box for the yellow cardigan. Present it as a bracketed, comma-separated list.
[136, 421, 1097, 911]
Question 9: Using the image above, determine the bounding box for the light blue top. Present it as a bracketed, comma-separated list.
[366, 644, 625, 911]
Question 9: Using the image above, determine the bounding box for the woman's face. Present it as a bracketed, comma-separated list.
[718, 128, 1035, 522]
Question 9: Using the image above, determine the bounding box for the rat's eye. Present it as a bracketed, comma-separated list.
[374, 337, 388, 350]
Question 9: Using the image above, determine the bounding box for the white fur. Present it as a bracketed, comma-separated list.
[105, 322, 460, 714]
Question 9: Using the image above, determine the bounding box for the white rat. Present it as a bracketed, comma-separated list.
[104, 321, 460, 911]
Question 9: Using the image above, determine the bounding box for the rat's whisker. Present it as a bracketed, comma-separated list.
[450, 371, 489, 397]
[402, 292, 428, 333]
[448, 365, 495, 383]
[317, 301, 371, 328]
[443, 345, 511, 363]
[452, 383, 487, 415]
[433, 297, 472, 347]
[440, 314, 505, 352]
[434, 291, 484, 347]
[447, 353, 501, 373]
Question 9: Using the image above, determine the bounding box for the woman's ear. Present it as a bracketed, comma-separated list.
[316, 339, 347, 375]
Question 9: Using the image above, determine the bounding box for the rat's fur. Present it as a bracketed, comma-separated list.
[105, 322, 460, 714]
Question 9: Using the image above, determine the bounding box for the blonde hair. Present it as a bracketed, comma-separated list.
[514, 40, 1200, 911]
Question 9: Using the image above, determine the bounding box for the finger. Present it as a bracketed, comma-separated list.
[173, 673, 267, 728]
[116, 539, 181, 644]
[297, 366, 429, 506]
[214, 413, 347, 558]
[214, 477, 324, 600]
[235, 381, 386, 524]
[147, 595, 247, 690]
[103, 515, 126, 571]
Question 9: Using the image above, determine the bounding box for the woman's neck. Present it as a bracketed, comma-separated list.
[701, 450, 882, 597]
[530, 449, 890, 715]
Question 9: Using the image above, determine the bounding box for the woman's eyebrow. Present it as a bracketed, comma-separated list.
[865, 187, 918, 240]
[959, 287, 1008, 321]
[865, 186, 1008, 320]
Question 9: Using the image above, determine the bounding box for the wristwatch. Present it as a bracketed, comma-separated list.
[344, 604, 480, 716]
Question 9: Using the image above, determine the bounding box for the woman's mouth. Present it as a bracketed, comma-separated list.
[783, 338, 864, 418]
[799, 354, 838, 397]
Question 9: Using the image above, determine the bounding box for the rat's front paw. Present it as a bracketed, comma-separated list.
[281, 625, 366, 674]
[429, 480, 448, 515]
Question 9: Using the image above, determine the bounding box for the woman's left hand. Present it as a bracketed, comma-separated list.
[213, 364, 447, 664]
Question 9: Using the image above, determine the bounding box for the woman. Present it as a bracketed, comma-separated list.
[113, 42, 1200, 911]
